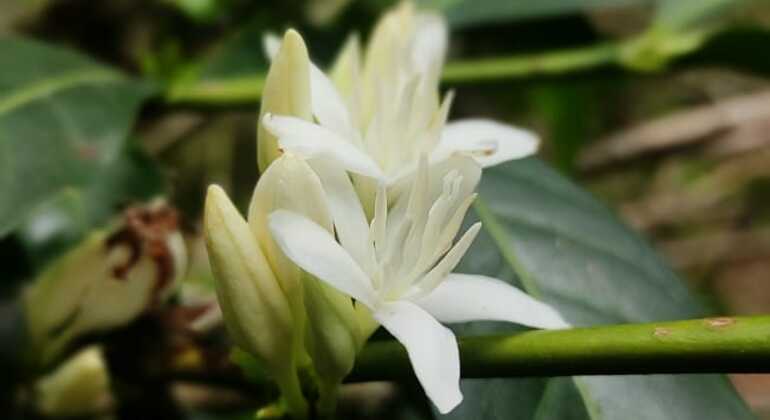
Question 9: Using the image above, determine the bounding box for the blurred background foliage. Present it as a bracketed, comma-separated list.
[3, 0, 770, 418]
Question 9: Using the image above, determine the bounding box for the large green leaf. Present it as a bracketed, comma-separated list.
[16, 143, 165, 266]
[0, 37, 155, 238]
[438, 158, 753, 419]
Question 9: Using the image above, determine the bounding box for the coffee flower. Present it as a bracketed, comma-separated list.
[261, 2, 538, 193]
[205, 154, 365, 417]
[268, 156, 568, 414]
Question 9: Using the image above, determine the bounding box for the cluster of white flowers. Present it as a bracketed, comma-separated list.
[204, 2, 568, 415]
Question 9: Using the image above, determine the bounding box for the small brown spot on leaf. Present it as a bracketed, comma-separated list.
[77, 144, 99, 160]
[705, 317, 736, 328]
[653, 327, 671, 337]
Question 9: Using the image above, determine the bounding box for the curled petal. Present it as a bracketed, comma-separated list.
[268, 210, 377, 307]
[310, 64, 359, 142]
[373, 300, 462, 414]
[434, 119, 539, 167]
[310, 160, 374, 274]
[262, 114, 383, 179]
[415, 273, 570, 329]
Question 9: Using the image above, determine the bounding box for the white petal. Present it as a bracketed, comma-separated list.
[412, 223, 482, 295]
[390, 155, 480, 205]
[371, 184, 388, 255]
[415, 273, 570, 329]
[268, 210, 377, 307]
[248, 155, 333, 323]
[434, 119, 539, 167]
[330, 33, 362, 99]
[262, 114, 383, 179]
[309, 63, 359, 142]
[373, 301, 462, 414]
[410, 12, 447, 76]
[262, 32, 281, 61]
[310, 160, 375, 275]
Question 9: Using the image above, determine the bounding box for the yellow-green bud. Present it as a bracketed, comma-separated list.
[248, 155, 361, 387]
[203, 185, 295, 374]
[257, 29, 313, 174]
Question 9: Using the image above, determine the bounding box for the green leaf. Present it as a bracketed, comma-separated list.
[440, 158, 753, 419]
[16, 143, 165, 266]
[0, 37, 155, 238]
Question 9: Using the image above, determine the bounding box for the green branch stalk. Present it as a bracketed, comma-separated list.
[349, 315, 770, 381]
[164, 316, 770, 388]
[162, 27, 719, 107]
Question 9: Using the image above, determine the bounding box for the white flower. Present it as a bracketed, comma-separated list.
[260, 2, 539, 188]
[205, 154, 365, 413]
[267, 156, 569, 414]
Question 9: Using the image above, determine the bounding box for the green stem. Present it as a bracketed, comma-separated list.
[164, 75, 265, 106]
[442, 42, 619, 83]
[349, 315, 770, 381]
[274, 370, 309, 420]
[162, 42, 621, 107]
[315, 381, 339, 420]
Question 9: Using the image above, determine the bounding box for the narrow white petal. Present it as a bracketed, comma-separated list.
[262, 32, 281, 61]
[435, 119, 539, 167]
[416, 273, 570, 329]
[330, 33, 362, 103]
[371, 184, 388, 256]
[268, 210, 376, 307]
[374, 301, 462, 414]
[410, 13, 448, 76]
[390, 155, 480, 206]
[310, 160, 375, 275]
[262, 114, 383, 179]
[309, 63, 359, 142]
[412, 223, 482, 295]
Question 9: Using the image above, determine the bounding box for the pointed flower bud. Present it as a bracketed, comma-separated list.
[257, 30, 313, 173]
[203, 185, 295, 373]
[248, 155, 361, 389]
[24, 201, 187, 366]
[204, 184, 310, 418]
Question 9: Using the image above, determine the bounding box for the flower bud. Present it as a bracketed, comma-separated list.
[257, 30, 312, 174]
[203, 185, 295, 375]
[301, 275, 360, 387]
[24, 201, 187, 366]
[35, 346, 112, 417]
[249, 155, 361, 386]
